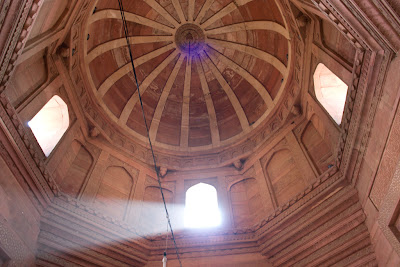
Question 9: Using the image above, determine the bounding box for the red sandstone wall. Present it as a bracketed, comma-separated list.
[0, 1, 80, 264]
[145, 253, 271, 267]
[354, 56, 400, 266]
[0, 134, 41, 265]
[1, 0, 399, 265]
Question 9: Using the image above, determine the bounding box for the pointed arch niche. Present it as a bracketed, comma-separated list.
[28, 95, 69, 156]
[313, 63, 348, 124]
[93, 166, 134, 221]
[58, 140, 93, 198]
[184, 183, 221, 229]
[140, 185, 174, 235]
[266, 149, 307, 206]
[301, 115, 335, 174]
[229, 178, 265, 228]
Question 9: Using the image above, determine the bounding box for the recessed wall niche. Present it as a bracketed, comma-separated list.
[301, 115, 335, 174]
[93, 166, 135, 221]
[140, 184, 174, 235]
[57, 140, 93, 198]
[266, 149, 307, 206]
[229, 178, 265, 228]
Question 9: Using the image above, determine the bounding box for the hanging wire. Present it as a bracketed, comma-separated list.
[116, 0, 182, 266]
[165, 219, 169, 253]
[163, 220, 169, 267]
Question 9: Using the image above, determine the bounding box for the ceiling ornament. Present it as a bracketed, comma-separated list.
[175, 23, 205, 55]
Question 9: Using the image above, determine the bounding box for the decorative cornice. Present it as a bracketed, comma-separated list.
[311, 0, 393, 190]
[351, 50, 391, 186]
[0, 0, 390, 264]
[312, 0, 369, 50]
[0, 92, 59, 201]
[0, 1, 12, 33]
[44, 165, 340, 246]
[39, 230, 142, 267]
[345, 0, 400, 52]
[35, 170, 366, 265]
[0, 0, 44, 89]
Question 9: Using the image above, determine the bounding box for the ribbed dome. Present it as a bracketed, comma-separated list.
[84, 0, 291, 153]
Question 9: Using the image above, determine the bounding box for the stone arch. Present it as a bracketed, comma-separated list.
[93, 166, 134, 221]
[184, 183, 221, 228]
[266, 149, 306, 206]
[58, 140, 93, 198]
[229, 178, 265, 228]
[140, 186, 174, 235]
[301, 115, 334, 174]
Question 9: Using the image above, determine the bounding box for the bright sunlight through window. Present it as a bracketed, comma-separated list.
[184, 183, 221, 229]
[314, 63, 348, 124]
[28, 95, 69, 156]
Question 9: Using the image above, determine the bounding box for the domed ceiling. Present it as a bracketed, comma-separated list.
[83, 0, 293, 154]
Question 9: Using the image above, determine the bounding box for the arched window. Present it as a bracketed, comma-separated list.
[184, 183, 221, 228]
[313, 63, 348, 124]
[28, 95, 69, 156]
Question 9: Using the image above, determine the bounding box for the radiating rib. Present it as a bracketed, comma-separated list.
[195, 56, 220, 145]
[87, 36, 174, 63]
[207, 38, 288, 76]
[195, 0, 214, 23]
[172, 0, 186, 23]
[234, 0, 254, 5]
[201, 2, 236, 29]
[201, 51, 250, 131]
[188, 0, 195, 22]
[119, 50, 180, 124]
[89, 9, 174, 34]
[143, 0, 180, 27]
[205, 21, 290, 40]
[205, 46, 273, 107]
[97, 43, 176, 97]
[180, 56, 192, 149]
[149, 55, 184, 143]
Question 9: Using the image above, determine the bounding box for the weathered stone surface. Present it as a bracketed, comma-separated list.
[1, 0, 400, 265]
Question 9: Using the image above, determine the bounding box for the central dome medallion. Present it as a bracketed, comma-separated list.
[175, 23, 205, 54]
[84, 0, 292, 154]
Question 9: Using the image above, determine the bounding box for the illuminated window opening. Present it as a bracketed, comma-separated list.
[28, 95, 69, 156]
[184, 183, 221, 228]
[313, 63, 348, 124]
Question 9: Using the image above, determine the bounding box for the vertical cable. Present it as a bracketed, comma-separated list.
[116, 0, 182, 266]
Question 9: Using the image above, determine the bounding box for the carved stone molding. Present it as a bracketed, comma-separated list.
[34, 168, 375, 266]
[0, 0, 393, 264]
[311, 0, 394, 190]
[0, 0, 44, 89]
[0, 92, 59, 200]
